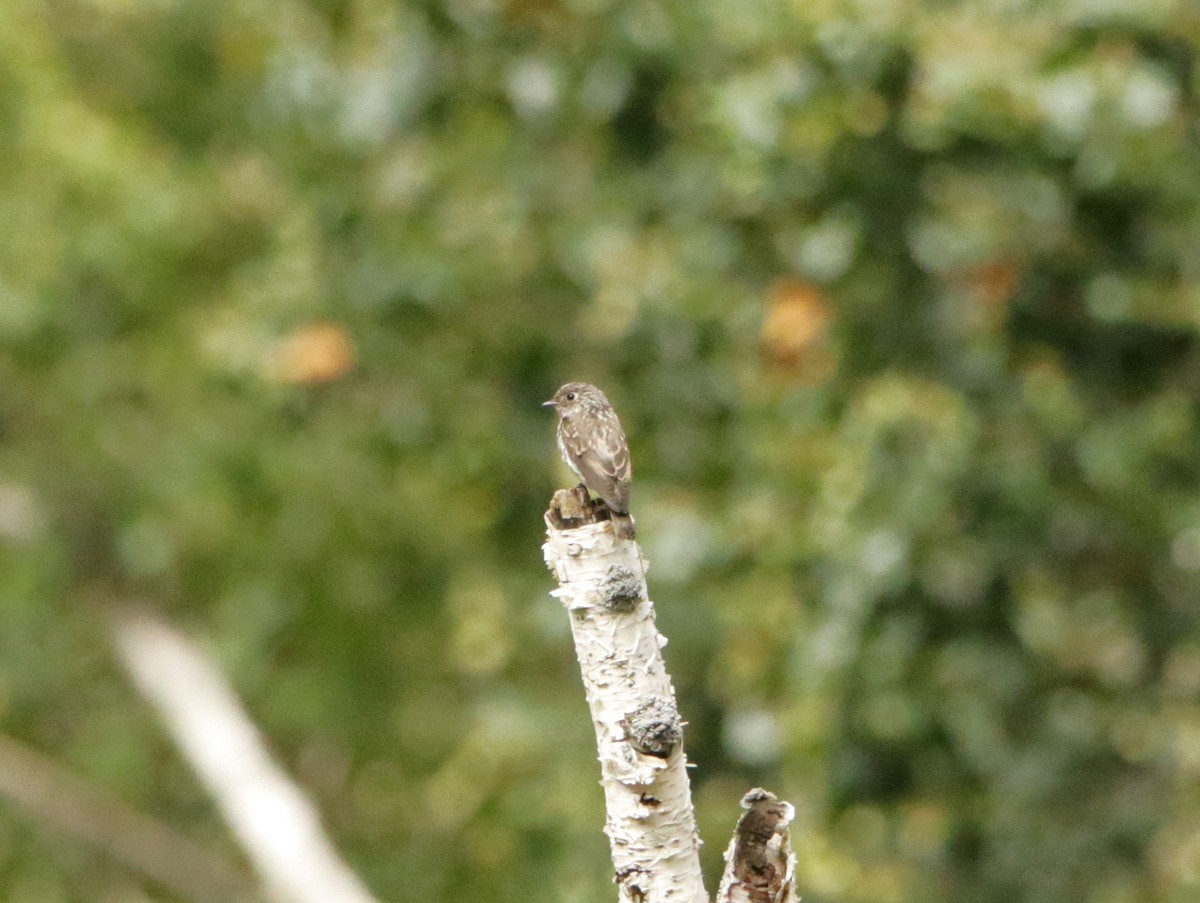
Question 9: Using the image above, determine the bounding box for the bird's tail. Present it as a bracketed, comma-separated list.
[610, 510, 636, 541]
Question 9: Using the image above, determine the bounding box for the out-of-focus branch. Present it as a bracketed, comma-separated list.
[0, 733, 253, 903]
[543, 488, 707, 903]
[112, 612, 379, 903]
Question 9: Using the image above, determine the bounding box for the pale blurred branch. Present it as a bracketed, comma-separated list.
[0, 732, 252, 903]
[112, 611, 379, 903]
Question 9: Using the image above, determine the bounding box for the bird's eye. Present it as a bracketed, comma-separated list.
[566, 392, 576, 401]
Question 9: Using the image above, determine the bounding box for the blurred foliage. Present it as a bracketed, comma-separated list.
[1, 0, 1199, 901]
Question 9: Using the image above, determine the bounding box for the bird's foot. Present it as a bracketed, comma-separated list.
[544, 487, 614, 532]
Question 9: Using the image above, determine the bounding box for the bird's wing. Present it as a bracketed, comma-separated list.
[562, 418, 631, 513]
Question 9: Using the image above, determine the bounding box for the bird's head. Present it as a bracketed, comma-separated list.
[543, 382, 603, 415]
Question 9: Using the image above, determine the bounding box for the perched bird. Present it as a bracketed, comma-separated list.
[543, 382, 635, 540]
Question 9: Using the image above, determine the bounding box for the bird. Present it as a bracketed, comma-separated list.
[543, 382, 635, 540]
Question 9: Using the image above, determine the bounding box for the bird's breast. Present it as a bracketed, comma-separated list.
[557, 428, 585, 482]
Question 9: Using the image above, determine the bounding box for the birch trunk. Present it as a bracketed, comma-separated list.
[543, 490, 707, 903]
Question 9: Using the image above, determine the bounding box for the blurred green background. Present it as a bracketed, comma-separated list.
[2, 0, 1200, 901]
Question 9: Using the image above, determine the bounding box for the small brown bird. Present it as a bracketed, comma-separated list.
[543, 382, 635, 540]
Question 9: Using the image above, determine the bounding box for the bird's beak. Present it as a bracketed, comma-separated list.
[542, 400, 557, 408]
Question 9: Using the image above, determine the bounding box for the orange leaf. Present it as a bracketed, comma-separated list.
[761, 277, 836, 382]
[269, 321, 355, 385]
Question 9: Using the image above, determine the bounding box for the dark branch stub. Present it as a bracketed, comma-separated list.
[626, 696, 682, 758]
[729, 788, 795, 900]
[600, 564, 642, 611]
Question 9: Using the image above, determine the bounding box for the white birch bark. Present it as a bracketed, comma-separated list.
[543, 503, 708, 903]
